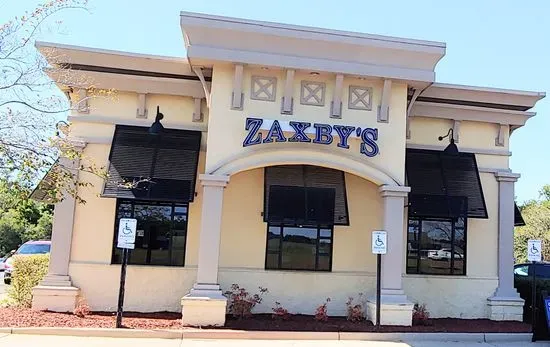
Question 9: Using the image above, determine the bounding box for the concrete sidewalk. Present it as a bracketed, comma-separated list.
[0, 334, 548, 347]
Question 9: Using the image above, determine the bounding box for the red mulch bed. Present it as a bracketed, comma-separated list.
[0, 309, 531, 333]
[225, 314, 532, 333]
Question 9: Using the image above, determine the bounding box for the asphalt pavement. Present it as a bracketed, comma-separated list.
[0, 335, 547, 347]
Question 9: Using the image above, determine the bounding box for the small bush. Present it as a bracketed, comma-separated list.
[314, 297, 331, 322]
[271, 301, 291, 320]
[224, 284, 268, 319]
[8, 254, 49, 308]
[412, 303, 430, 325]
[74, 296, 91, 318]
[345, 293, 366, 322]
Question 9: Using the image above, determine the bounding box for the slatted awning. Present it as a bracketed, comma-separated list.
[405, 148, 488, 219]
[264, 165, 349, 225]
[514, 203, 526, 226]
[102, 125, 201, 203]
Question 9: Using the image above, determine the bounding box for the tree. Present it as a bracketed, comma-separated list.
[0, 0, 110, 204]
[0, 179, 52, 255]
[514, 185, 550, 263]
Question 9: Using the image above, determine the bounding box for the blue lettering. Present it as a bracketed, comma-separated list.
[243, 118, 263, 147]
[288, 121, 311, 142]
[333, 125, 355, 149]
[360, 128, 379, 157]
[263, 120, 287, 143]
[313, 123, 333, 145]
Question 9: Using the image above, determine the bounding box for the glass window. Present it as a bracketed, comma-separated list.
[265, 224, 332, 271]
[112, 200, 188, 266]
[406, 217, 466, 275]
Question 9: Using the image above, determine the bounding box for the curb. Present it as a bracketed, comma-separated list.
[0, 327, 533, 342]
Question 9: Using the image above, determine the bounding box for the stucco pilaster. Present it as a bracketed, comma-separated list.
[488, 171, 523, 320]
[367, 185, 413, 326]
[182, 174, 229, 326]
[32, 139, 85, 312]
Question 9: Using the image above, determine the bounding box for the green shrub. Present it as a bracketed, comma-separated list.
[8, 254, 49, 308]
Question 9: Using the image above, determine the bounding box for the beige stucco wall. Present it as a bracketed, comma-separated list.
[206, 65, 408, 184]
[62, 63, 510, 318]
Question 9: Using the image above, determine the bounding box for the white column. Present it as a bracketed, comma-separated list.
[379, 185, 410, 299]
[488, 171, 524, 321]
[192, 174, 229, 293]
[182, 174, 229, 326]
[367, 185, 413, 326]
[32, 141, 85, 311]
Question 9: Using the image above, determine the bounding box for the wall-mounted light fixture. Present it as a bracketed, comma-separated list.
[148, 106, 164, 135]
[438, 128, 459, 155]
[55, 120, 70, 137]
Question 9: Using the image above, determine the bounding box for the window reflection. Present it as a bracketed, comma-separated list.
[266, 225, 332, 271]
[407, 217, 466, 275]
[113, 200, 188, 266]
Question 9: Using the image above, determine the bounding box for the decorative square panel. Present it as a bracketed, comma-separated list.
[348, 86, 372, 110]
[251, 76, 277, 102]
[300, 81, 326, 106]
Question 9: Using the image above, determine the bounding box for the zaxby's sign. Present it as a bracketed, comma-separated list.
[243, 117, 380, 157]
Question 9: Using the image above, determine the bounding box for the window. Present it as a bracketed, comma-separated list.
[112, 199, 188, 266]
[406, 217, 466, 275]
[265, 224, 332, 271]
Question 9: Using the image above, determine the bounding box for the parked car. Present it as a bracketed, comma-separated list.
[0, 257, 6, 272]
[427, 248, 464, 260]
[4, 241, 51, 285]
[514, 262, 550, 338]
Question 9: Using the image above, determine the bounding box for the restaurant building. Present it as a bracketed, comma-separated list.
[31, 12, 545, 326]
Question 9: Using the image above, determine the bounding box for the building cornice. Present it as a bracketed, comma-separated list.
[410, 101, 535, 127]
[47, 69, 207, 98]
[421, 82, 545, 111]
[180, 12, 445, 84]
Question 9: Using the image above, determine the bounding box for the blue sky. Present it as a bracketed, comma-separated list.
[4, 0, 549, 203]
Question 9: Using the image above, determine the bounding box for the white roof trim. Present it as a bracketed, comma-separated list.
[411, 101, 535, 126]
[180, 12, 446, 83]
[36, 41, 188, 64]
[180, 12, 446, 51]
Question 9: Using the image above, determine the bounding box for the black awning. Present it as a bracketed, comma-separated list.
[267, 185, 335, 225]
[103, 125, 201, 203]
[264, 165, 348, 225]
[514, 203, 526, 226]
[406, 148, 488, 219]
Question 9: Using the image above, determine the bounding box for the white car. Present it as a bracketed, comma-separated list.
[428, 248, 463, 260]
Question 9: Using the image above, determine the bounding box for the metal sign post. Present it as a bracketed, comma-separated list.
[116, 218, 137, 328]
[528, 239, 542, 341]
[372, 231, 387, 329]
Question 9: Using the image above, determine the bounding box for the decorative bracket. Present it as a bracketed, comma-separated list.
[377, 79, 392, 122]
[136, 93, 147, 118]
[193, 98, 203, 122]
[192, 66, 211, 108]
[231, 64, 244, 110]
[330, 74, 344, 119]
[495, 124, 507, 147]
[281, 69, 295, 114]
[406, 88, 422, 139]
[76, 88, 89, 114]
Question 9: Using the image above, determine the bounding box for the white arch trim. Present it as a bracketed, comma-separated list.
[209, 147, 400, 186]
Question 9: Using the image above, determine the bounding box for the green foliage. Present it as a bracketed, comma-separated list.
[514, 185, 550, 264]
[0, 179, 52, 256]
[0, 214, 24, 255]
[8, 254, 50, 308]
